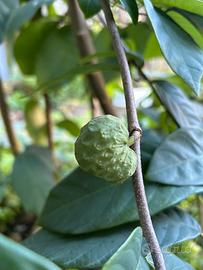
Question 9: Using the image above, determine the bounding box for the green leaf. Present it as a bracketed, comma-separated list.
[141, 129, 165, 172]
[152, 208, 201, 249]
[0, 234, 61, 270]
[120, 0, 138, 24]
[78, 0, 101, 18]
[176, 9, 203, 32]
[146, 253, 194, 270]
[146, 128, 203, 185]
[56, 119, 80, 137]
[0, 0, 53, 43]
[143, 32, 162, 59]
[24, 208, 199, 269]
[24, 225, 135, 269]
[14, 18, 57, 75]
[152, 0, 203, 16]
[122, 23, 162, 59]
[39, 167, 203, 234]
[144, 0, 203, 94]
[35, 63, 119, 93]
[167, 10, 203, 49]
[36, 26, 79, 87]
[123, 23, 151, 54]
[102, 227, 146, 270]
[153, 80, 202, 127]
[11, 145, 55, 215]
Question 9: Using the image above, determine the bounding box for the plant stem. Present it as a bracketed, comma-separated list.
[44, 93, 54, 153]
[101, 1, 166, 269]
[0, 78, 20, 156]
[68, 0, 117, 116]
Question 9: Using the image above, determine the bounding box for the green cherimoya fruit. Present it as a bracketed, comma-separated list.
[75, 115, 137, 183]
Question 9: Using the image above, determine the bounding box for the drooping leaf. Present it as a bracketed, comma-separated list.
[78, 0, 101, 18]
[102, 228, 148, 270]
[152, 0, 203, 16]
[11, 145, 55, 215]
[0, 0, 53, 43]
[146, 128, 203, 185]
[144, 0, 203, 94]
[0, 234, 61, 270]
[38, 167, 203, 234]
[167, 10, 203, 49]
[153, 80, 202, 127]
[120, 0, 138, 24]
[146, 252, 194, 270]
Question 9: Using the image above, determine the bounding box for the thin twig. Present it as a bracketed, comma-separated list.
[44, 93, 54, 153]
[101, 1, 166, 269]
[0, 79, 20, 156]
[68, 0, 117, 116]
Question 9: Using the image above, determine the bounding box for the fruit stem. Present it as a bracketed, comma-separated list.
[127, 135, 135, 147]
[101, 1, 166, 270]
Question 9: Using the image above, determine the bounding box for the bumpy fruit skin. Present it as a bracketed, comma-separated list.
[75, 115, 137, 183]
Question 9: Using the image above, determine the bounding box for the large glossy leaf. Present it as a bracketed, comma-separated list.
[39, 167, 203, 234]
[102, 228, 147, 270]
[0, 234, 61, 270]
[78, 0, 101, 18]
[144, 0, 203, 94]
[152, 0, 203, 16]
[146, 128, 203, 185]
[120, 0, 138, 24]
[25, 207, 200, 269]
[146, 253, 194, 270]
[24, 225, 135, 269]
[11, 145, 55, 215]
[153, 80, 202, 128]
[0, 0, 53, 43]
